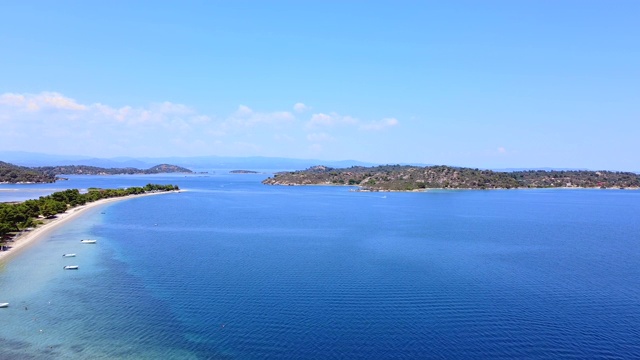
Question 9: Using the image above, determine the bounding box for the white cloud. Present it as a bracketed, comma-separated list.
[309, 143, 323, 154]
[359, 117, 399, 131]
[497, 147, 507, 154]
[234, 105, 253, 117]
[225, 105, 295, 128]
[293, 102, 308, 113]
[274, 133, 295, 142]
[307, 112, 358, 128]
[306, 132, 334, 142]
[307, 112, 397, 132]
[308, 113, 333, 127]
[0, 92, 86, 111]
[0, 91, 400, 159]
[0, 92, 213, 156]
[0, 93, 26, 107]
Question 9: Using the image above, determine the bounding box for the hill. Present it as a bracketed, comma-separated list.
[263, 165, 640, 190]
[0, 161, 192, 184]
[33, 164, 192, 176]
[0, 161, 56, 183]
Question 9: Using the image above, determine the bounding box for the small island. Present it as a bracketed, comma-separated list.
[229, 170, 260, 174]
[262, 165, 640, 191]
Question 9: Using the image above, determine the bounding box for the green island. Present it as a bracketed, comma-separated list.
[0, 161, 192, 184]
[0, 184, 179, 244]
[229, 170, 260, 174]
[262, 165, 640, 191]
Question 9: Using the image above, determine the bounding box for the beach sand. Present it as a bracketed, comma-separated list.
[0, 191, 180, 264]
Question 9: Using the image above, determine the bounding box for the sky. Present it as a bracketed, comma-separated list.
[1, 1, 638, 170]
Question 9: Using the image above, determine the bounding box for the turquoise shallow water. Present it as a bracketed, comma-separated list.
[1, 174, 640, 359]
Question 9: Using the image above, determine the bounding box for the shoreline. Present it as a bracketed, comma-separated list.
[0, 190, 182, 264]
[266, 182, 640, 191]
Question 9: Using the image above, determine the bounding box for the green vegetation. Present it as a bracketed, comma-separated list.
[263, 165, 640, 191]
[35, 163, 192, 176]
[230, 170, 260, 174]
[0, 161, 56, 183]
[0, 184, 179, 242]
[0, 161, 192, 184]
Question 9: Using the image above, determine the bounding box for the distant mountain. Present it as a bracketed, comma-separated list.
[0, 151, 152, 168]
[4, 151, 634, 174]
[0, 151, 92, 167]
[132, 156, 376, 171]
[0, 151, 375, 170]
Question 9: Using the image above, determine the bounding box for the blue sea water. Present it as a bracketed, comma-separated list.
[1, 173, 640, 359]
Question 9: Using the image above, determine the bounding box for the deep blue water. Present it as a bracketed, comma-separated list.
[1, 173, 640, 359]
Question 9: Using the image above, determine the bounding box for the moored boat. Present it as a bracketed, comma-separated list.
[80, 239, 97, 244]
[63, 265, 79, 270]
[0, 303, 9, 308]
[62, 253, 76, 257]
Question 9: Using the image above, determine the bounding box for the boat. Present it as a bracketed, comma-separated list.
[0, 303, 8, 308]
[80, 239, 97, 244]
[63, 265, 79, 270]
[62, 253, 76, 257]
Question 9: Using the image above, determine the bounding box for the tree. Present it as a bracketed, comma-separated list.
[39, 200, 67, 218]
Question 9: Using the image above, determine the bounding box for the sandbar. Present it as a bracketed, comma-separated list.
[0, 190, 181, 264]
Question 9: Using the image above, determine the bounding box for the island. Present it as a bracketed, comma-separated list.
[262, 165, 640, 191]
[0, 161, 192, 184]
[34, 163, 193, 176]
[229, 170, 260, 174]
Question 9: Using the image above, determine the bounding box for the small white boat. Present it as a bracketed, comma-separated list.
[80, 239, 97, 244]
[63, 265, 79, 270]
[0, 303, 8, 308]
[62, 253, 76, 257]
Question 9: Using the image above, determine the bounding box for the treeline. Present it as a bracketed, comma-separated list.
[35, 163, 193, 176]
[263, 165, 640, 191]
[0, 184, 179, 239]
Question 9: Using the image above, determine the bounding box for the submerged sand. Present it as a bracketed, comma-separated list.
[0, 191, 181, 264]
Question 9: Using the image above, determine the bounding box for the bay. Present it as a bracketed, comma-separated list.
[1, 173, 639, 359]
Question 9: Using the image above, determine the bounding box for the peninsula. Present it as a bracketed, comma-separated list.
[262, 165, 640, 191]
[0, 184, 180, 262]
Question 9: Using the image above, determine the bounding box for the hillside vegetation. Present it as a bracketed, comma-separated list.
[0, 161, 56, 183]
[263, 165, 640, 191]
[0, 161, 192, 183]
[35, 163, 192, 176]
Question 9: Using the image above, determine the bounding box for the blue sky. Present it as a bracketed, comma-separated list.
[1, 1, 638, 170]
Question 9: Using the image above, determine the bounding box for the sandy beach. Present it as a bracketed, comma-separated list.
[0, 190, 180, 264]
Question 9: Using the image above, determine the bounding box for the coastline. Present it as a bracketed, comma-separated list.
[267, 182, 640, 192]
[0, 190, 181, 264]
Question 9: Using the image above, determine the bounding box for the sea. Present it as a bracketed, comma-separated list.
[1, 172, 639, 359]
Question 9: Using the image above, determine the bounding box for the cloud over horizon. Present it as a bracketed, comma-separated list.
[0, 91, 399, 159]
